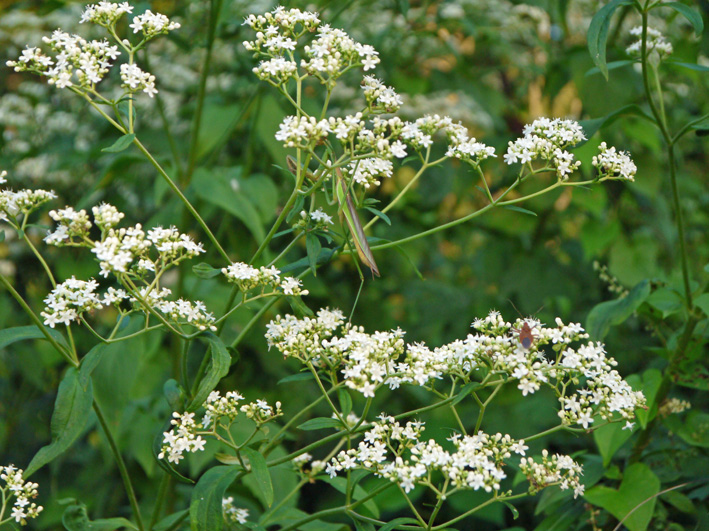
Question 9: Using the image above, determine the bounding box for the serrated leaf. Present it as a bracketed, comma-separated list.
[187, 333, 231, 412]
[26, 367, 93, 477]
[102, 133, 136, 153]
[587, 0, 633, 80]
[193, 263, 222, 279]
[586, 280, 650, 340]
[0, 324, 69, 352]
[241, 447, 273, 507]
[502, 204, 537, 217]
[190, 465, 240, 531]
[297, 417, 343, 431]
[664, 2, 703, 36]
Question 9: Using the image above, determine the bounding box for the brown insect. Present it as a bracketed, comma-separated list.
[516, 321, 535, 350]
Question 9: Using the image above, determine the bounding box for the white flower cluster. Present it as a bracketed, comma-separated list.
[202, 390, 245, 428]
[592, 142, 637, 181]
[0, 179, 56, 223]
[252, 56, 298, 83]
[275, 115, 331, 148]
[348, 158, 394, 188]
[504, 118, 586, 179]
[146, 289, 217, 332]
[327, 416, 531, 495]
[221, 261, 308, 296]
[158, 412, 206, 464]
[40, 277, 103, 328]
[302, 25, 380, 79]
[267, 309, 645, 428]
[7, 4, 177, 96]
[80, 2, 133, 27]
[222, 497, 249, 525]
[0, 465, 43, 526]
[627, 26, 673, 58]
[129, 10, 181, 38]
[8, 30, 120, 90]
[120, 63, 157, 98]
[361, 76, 403, 113]
[240, 398, 283, 424]
[519, 449, 584, 498]
[159, 392, 281, 464]
[308, 208, 334, 227]
[45, 203, 204, 278]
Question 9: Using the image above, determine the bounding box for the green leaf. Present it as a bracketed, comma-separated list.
[214, 453, 243, 466]
[693, 293, 709, 317]
[584, 463, 660, 531]
[63, 502, 138, 530]
[187, 333, 231, 411]
[352, 518, 375, 531]
[153, 509, 189, 531]
[666, 61, 709, 72]
[193, 262, 222, 279]
[586, 280, 650, 340]
[0, 324, 69, 352]
[363, 206, 391, 226]
[663, 410, 709, 448]
[280, 248, 335, 274]
[277, 372, 315, 385]
[593, 421, 634, 467]
[501, 205, 537, 217]
[633, 369, 663, 428]
[287, 295, 315, 318]
[164, 378, 185, 411]
[585, 60, 636, 77]
[196, 104, 244, 161]
[241, 447, 274, 507]
[451, 382, 482, 406]
[297, 417, 343, 431]
[646, 287, 684, 318]
[579, 104, 655, 141]
[503, 501, 520, 519]
[587, 0, 633, 80]
[102, 133, 136, 153]
[306, 232, 322, 277]
[338, 388, 352, 416]
[190, 465, 240, 531]
[192, 168, 266, 242]
[79, 343, 109, 390]
[664, 2, 703, 36]
[26, 367, 94, 477]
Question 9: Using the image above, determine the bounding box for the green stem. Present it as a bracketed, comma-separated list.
[432, 492, 527, 529]
[0, 272, 76, 366]
[93, 400, 145, 531]
[148, 473, 171, 530]
[229, 297, 279, 352]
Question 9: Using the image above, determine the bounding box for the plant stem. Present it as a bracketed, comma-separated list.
[148, 473, 171, 530]
[93, 400, 145, 531]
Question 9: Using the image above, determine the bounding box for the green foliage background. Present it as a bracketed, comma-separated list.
[0, 0, 708, 529]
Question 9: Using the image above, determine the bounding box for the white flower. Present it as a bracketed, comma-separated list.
[120, 63, 158, 97]
[129, 9, 180, 37]
[592, 142, 637, 181]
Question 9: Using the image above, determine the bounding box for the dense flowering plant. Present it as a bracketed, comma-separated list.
[0, 1, 706, 530]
